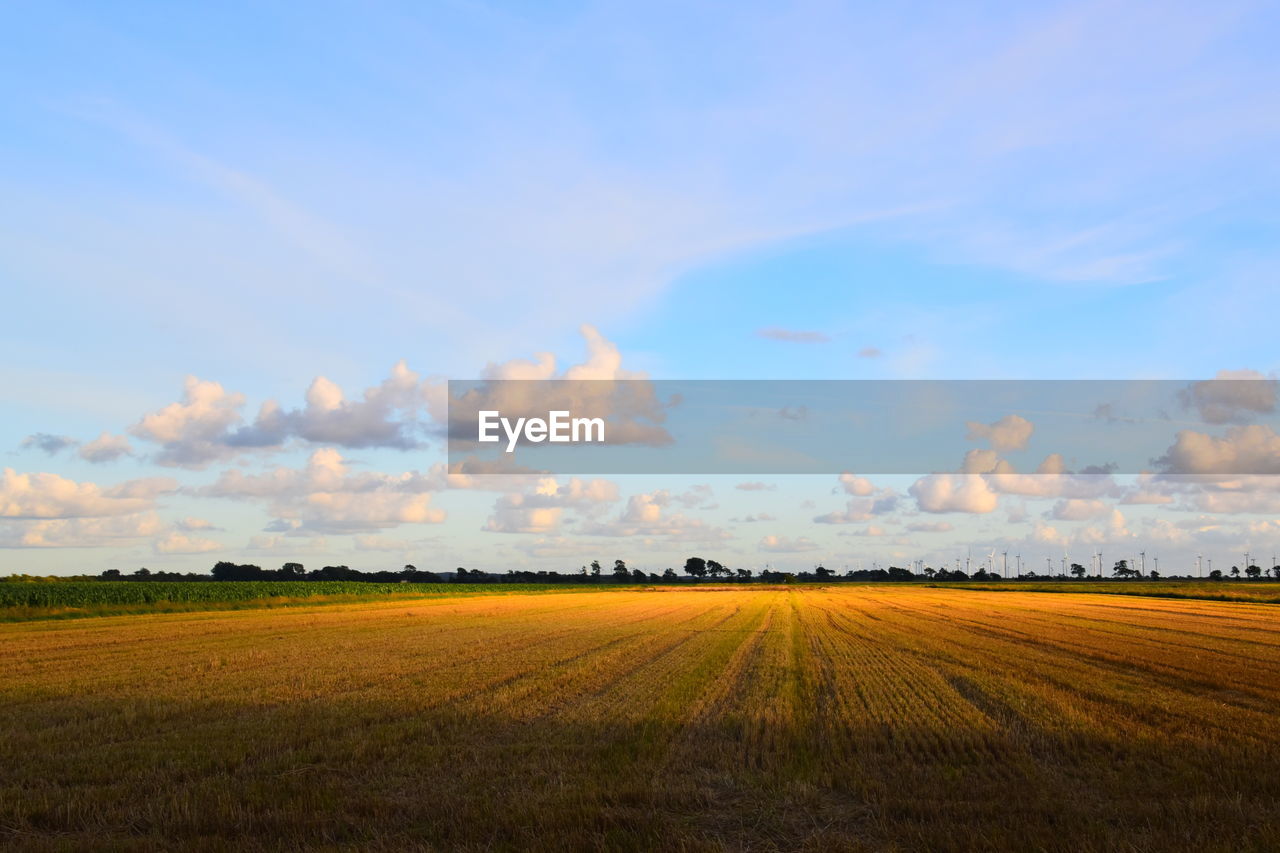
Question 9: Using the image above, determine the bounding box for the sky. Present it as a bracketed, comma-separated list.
[3, 0, 1280, 576]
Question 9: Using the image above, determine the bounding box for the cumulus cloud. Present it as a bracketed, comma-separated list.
[813, 494, 899, 523]
[201, 448, 446, 533]
[906, 521, 953, 532]
[20, 433, 77, 455]
[1077, 509, 1132, 544]
[579, 489, 728, 541]
[838, 473, 878, 496]
[130, 362, 441, 468]
[449, 325, 672, 452]
[1030, 520, 1069, 546]
[758, 534, 820, 552]
[1049, 498, 1112, 521]
[79, 432, 133, 463]
[232, 360, 428, 450]
[755, 327, 829, 343]
[153, 531, 222, 554]
[130, 376, 247, 468]
[732, 512, 777, 523]
[909, 473, 1000, 514]
[985, 454, 1116, 499]
[482, 476, 620, 534]
[735, 481, 776, 491]
[1179, 370, 1277, 424]
[815, 473, 898, 523]
[0, 469, 176, 519]
[1157, 424, 1280, 475]
[0, 513, 165, 549]
[966, 414, 1034, 451]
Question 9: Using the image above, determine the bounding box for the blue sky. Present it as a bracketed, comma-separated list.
[4, 1, 1280, 575]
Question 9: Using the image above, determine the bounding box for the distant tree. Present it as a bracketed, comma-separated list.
[631, 568, 647, 582]
[590, 560, 602, 577]
[705, 559, 725, 578]
[1245, 564, 1262, 579]
[1231, 565, 1241, 578]
[736, 568, 752, 580]
[613, 559, 629, 579]
[923, 567, 936, 579]
[1069, 563, 1086, 578]
[683, 557, 707, 578]
[1272, 565, 1280, 579]
[281, 562, 305, 578]
[662, 568, 678, 580]
[100, 569, 121, 579]
[1112, 560, 1135, 579]
[1209, 569, 1223, 580]
[815, 565, 834, 579]
[1149, 570, 1160, 579]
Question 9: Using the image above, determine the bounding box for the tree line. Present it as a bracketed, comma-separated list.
[90, 555, 1280, 585]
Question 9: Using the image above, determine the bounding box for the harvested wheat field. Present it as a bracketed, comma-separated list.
[2, 586, 1278, 851]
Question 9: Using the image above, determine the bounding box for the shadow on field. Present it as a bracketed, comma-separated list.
[1, 691, 1277, 852]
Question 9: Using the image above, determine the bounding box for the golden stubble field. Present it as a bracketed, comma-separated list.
[2, 586, 1278, 851]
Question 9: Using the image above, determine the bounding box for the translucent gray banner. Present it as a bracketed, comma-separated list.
[445, 378, 1280, 475]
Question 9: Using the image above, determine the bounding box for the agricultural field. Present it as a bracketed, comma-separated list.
[2, 587, 1278, 851]
[958, 580, 1280, 604]
[0, 581, 605, 622]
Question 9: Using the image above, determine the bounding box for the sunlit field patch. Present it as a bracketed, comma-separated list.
[2, 587, 1277, 850]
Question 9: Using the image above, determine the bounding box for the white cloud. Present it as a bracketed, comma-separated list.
[131, 376, 246, 468]
[579, 489, 728, 541]
[758, 534, 820, 553]
[1157, 424, 1280, 475]
[906, 521, 953, 533]
[0, 513, 164, 549]
[0, 469, 175, 519]
[909, 474, 1000, 514]
[966, 414, 1034, 451]
[1049, 498, 1111, 521]
[1179, 370, 1277, 424]
[79, 432, 133, 463]
[153, 531, 222, 554]
[203, 448, 446, 533]
[838, 473, 878, 496]
[482, 477, 620, 534]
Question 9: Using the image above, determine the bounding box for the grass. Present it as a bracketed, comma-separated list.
[2, 586, 1278, 850]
